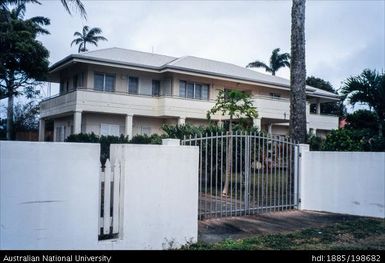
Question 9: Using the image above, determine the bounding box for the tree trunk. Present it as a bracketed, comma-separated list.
[289, 0, 307, 143]
[222, 117, 233, 196]
[6, 88, 14, 140]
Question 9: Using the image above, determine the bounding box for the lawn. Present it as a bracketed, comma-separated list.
[185, 218, 385, 250]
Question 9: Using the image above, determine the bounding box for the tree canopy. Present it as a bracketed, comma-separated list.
[0, 3, 50, 139]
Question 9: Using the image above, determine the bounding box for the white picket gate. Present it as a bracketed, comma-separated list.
[98, 159, 122, 239]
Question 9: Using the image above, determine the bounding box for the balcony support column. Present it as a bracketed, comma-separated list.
[125, 114, 133, 139]
[39, 119, 45, 141]
[73, 111, 82, 134]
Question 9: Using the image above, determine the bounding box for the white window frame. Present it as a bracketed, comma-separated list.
[100, 123, 120, 136]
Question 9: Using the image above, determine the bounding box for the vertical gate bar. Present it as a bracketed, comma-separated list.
[239, 131, 243, 215]
[280, 137, 283, 210]
[285, 138, 290, 209]
[226, 131, 229, 217]
[257, 133, 260, 213]
[98, 166, 105, 236]
[210, 132, 213, 216]
[234, 131, 237, 216]
[277, 136, 281, 211]
[273, 136, 277, 211]
[289, 139, 293, 208]
[215, 132, 218, 217]
[199, 134, 203, 219]
[230, 131, 233, 216]
[294, 144, 299, 208]
[243, 133, 246, 215]
[112, 161, 120, 234]
[245, 133, 248, 215]
[261, 137, 266, 212]
[250, 132, 255, 214]
[246, 134, 251, 215]
[270, 136, 273, 213]
[205, 133, 208, 218]
[103, 160, 112, 235]
[220, 132, 224, 217]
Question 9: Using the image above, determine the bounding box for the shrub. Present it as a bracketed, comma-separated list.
[321, 129, 362, 151]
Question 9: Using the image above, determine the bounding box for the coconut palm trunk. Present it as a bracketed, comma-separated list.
[6, 86, 14, 140]
[289, 0, 307, 143]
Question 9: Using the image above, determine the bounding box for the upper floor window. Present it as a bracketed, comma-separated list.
[73, 73, 84, 89]
[179, 80, 209, 100]
[270, 92, 281, 99]
[152, 80, 160, 96]
[128, 77, 139, 94]
[94, 73, 115, 92]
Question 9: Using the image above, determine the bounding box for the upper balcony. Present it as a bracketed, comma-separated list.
[40, 89, 339, 131]
[40, 88, 217, 120]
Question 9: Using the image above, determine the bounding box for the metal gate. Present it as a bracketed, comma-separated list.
[182, 132, 299, 220]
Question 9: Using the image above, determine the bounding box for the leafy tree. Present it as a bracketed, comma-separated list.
[289, 0, 307, 143]
[306, 76, 345, 116]
[13, 100, 39, 132]
[246, 48, 290, 76]
[346, 109, 378, 132]
[71, 25, 107, 53]
[0, 3, 49, 140]
[207, 89, 258, 196]
[340, 69, 385, 137]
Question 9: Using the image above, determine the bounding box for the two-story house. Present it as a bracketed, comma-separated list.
[39, 48, 339, 141]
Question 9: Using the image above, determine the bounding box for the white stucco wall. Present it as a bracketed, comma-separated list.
[104, 144, 199, 249]
[0, 141, 101, 249]
[300, 151, 385, 218]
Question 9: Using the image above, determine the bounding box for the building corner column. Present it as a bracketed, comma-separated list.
[39, 119, 45, 141]
[73, 111, 82, 134]
[125, 114, 133, 139]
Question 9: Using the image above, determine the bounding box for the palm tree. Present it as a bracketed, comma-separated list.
[71, 26, 107, 53]
[289, 0, 307, 144]
[341, 69, 385, 137]
[246, 48, 291, 76]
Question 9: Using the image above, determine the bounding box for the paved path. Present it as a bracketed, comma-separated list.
[198, 210, 362, 243]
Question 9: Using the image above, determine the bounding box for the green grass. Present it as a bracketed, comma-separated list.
[184, 218, 385, 250]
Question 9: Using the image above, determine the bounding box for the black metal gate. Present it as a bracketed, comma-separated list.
[182, 132, 299, 220]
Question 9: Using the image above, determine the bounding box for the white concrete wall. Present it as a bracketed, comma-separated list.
[106, 144, 199, 249]
[0, 141, 101, 249]
[300, 151, 385, 218]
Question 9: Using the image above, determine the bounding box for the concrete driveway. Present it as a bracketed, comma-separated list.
[198, 210, 362, 243]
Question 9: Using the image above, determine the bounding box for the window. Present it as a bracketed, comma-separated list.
[94, 73, 115, 92]
[270, 93, 281, 99]
[179, 81, 186, 97]
[100, 124, 120, 136]
[179, 80, 209, 100]
[202, 85, 209, 100]
[152, 80, 160, 96]
[128, 77, 139, 94]
[60, 81, 65, 94]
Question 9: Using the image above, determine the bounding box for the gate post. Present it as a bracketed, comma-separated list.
[294, 144, 309, 209]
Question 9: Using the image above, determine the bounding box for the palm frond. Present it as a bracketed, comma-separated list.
[60, 0, 86, 19]
[246, 61, 271, 72]
[87, 27, 102, 36]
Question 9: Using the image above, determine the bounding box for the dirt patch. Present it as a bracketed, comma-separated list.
[198, 210, 362, 243]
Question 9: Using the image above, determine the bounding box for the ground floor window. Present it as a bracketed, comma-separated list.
[100, 123, 120, 136]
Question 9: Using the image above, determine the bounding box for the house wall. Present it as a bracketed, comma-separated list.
[104, 144, 199, 249]
[300, 150, 385, 218]
[132, 116, 168, 136]
[0, 141, 100, 249]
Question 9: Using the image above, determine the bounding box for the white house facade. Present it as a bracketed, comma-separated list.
[39, 48, 339, 141]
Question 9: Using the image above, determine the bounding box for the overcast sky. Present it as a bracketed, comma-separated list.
[25, 0, 384, 94]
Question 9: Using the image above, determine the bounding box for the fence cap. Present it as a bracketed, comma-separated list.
[162, 139, 181, 146]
